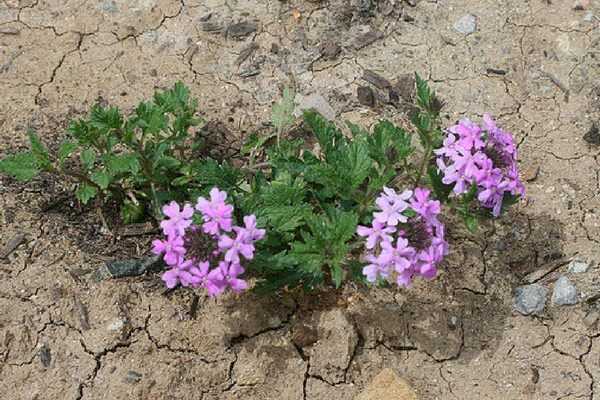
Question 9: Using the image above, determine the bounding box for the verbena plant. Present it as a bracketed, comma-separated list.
[1, 75, 525, 295]
[0, 83, 241, 222]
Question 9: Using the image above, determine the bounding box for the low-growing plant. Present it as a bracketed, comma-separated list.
[0, 83, 241, 222]
[151, 75, 525, 295]
[1, 74, 525, 296]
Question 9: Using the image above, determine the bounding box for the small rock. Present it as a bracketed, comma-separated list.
[98, 0, 118, 13]
[320, 41, 341, 60]
[39, 344, 51, 368]
[583, 123, 599, 145]
[201, 22, 223, 33]
[583, 12, 594, 22]
[362, 70, 391, 90]
[294, 93, 336, 120]
[107, 319, 126, 331]
[453, 14, 477, 35]
[124, 370, 143, 384]
[0, 233, 25, 259]
[568, 259, 590, 274]
[357, 86, 375, 107]
[353, 30, 383, 50]
[355, 368, 418, 400]
[514, 284, 548, 315]
[227, 21, 258, 39]
[107, 256, 163, 278]
[552, 276, 578, 305]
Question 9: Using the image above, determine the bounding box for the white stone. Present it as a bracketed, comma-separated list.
[453, 14, 477, 35]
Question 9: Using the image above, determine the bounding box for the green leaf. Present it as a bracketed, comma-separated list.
[463, 213, 478, 233]
[369, 120, 413, 165]
[28, 130, 51, 169]
[427, 166, 452, 202]
[75, 183, 98, 204]
[303, 110, 345, 157]
[104, 153, 140, 175]
[80, 148, 96, 170]
[90, 170, 111, 189]
[58, 141, 78, 164]
[189, 159, 241, 193]
[340, 139, 372, 189]
[241, 132, 276, 155]
[288, 239, 326, 276]
[272, 87, 295, 134]
[330, 263, 343, 288]
[415, 72, 432, 110]
[90, 105, 123, 133]
[463, 184, 478, 204]
[0, 152, 40, 181]
[121, 200, 145, 224]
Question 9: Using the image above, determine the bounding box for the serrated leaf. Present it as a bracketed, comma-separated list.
[0, 152, 40, 181]
[90, 170, 111, 189]
[58, 141, 78, 164]
[272, 87, 295, 134]
[427, 166, 452, 203]
[303, 110, 345, 157]
[189, 159, 241, 193]
[90, 105, 123, 133]
[75, 183, 98, 204]
[330, 263, 343, 288]
[105, 153, 140, 174]
[80, 148, 96, 169]
[28, 131, 51, 169]
[339, 140, 372, 189]
[241, 132, 275, 155]
[415, 72, 432, 110]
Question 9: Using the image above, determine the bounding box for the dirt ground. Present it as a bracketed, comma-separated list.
[1, 0, 600, 399]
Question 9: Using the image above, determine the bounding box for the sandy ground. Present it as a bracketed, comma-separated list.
[1, 0, 600, 399]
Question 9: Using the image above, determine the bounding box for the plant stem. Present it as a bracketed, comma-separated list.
[414, 141, 432, 188]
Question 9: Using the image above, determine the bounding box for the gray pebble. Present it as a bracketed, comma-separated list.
[124, 370, 143, 384]
[514, 284, 548, 315]
[454, 14, 477, 35]
[568, 259, 590, 274]
[552, 276, 578, 305]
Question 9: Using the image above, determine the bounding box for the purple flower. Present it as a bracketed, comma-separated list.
[196, 187, 234, 235]
[362, 254, 390, 283]
[152, 235, 186, 266]
[374, 188, 412, 226]
[162, 259, 195, 288]
[206, 262, 248, 295]
[380, 237, 415, 273]
[356, 220, 396, 249]
[235, 215, 266, 242]
[410, 188, 441, 223]
[218, 232, 256, 264]
[436, 115, 525, 216]
[160, 201, 194, 236]
[358, 189, 448, 288]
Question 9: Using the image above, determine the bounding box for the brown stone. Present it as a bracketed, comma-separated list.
[354, 368, 418, 400]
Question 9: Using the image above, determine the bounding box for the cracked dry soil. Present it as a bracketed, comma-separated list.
[1, 0, 600, 399]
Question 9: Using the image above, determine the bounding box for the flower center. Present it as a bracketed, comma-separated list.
[184, 228, 217, 263]
[484, 145, 509, 169]
[403, 218, 432, 251]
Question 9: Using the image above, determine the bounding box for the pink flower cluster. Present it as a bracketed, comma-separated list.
[435, 114, 525, 216]
[357, 187, 448, 287]
[151, 188, 265, 296]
